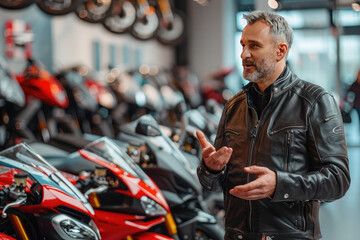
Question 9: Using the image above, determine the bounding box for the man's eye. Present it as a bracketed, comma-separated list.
[250, 44, 258, 48]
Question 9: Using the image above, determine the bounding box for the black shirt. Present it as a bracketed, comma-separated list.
[249, 67, 287, 117]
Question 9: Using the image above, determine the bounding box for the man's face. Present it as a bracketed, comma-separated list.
[240, 20, 278, 83]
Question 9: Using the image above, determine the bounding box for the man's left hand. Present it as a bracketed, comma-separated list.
[229, 166, 276, 200]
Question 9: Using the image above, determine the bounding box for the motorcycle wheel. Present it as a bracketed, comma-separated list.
[156, 11, 185, 46]
[130, 7, 159, 40]
[103, 0, 136, 34]
[76, 0, 113, 23]
[195, 223, 225, 240]
[0, 0, 33, 9]
[37, 0, 79, 15]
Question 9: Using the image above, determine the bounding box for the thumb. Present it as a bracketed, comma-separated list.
[196, 130, 211, 148]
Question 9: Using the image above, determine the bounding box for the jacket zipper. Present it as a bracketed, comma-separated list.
[284, 130, 293, 172]
[247, 111, 258, 232]
[269, 126, 303, 135]
[246, 90, 273, 231]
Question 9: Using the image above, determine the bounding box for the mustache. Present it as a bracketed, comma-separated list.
[242, 59, 256, 66]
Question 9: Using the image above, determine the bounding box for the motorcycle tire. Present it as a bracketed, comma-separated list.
[76, 0, 113, 23]
[103, 0, 136, 34]
[195, 223, 225, 240]
[37, 0, 79, 15]
[0, 0, 33, 9]
[130, 6, 159, 41]
[156, 10, 185, 46]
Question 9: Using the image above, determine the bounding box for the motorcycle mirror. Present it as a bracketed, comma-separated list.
[135, 119, 161, 137]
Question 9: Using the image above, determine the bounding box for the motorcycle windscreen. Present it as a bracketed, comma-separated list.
[0, 143, 88, 204]
[82, 137, 156, 188]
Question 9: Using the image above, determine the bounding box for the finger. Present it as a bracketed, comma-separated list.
[196, 130, 211, 149]
[244, 165, 267, 175]
[201, 145, 216, 158]
[230, 185, 272, 200]
[230, 190, 267, 200]
[229, 187, 262, 196]
[211, 146, 233, 161]
[230, 180, 261, 193]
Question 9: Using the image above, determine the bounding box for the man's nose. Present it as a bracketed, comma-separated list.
[241, 47, 251, 59]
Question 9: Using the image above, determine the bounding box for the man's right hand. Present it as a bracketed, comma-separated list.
[196, 130, 233, 171]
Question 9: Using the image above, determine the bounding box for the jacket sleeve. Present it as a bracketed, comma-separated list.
[272, 93, 351, 202]
[197, 102, 228, 191]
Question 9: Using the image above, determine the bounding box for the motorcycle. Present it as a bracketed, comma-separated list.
[28, 136, 179, 240]
[76, 0, 114, 23]
[56, 66, 117, 138]
[36, 0, 80, 15]
[13, 58, 73, 143]
[0, 56, 26, 149]
[117, 114, 225, 240]
[0, 143, 101, 239]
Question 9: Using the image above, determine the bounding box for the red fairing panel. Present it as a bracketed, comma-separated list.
[133, 232, 175, 240]
[0, 232, 16, 240]
[94, 209, 166, 240]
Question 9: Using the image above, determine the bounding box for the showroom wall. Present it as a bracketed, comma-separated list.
[0, 4, 175, 75]
[187, 0, 240, 92]
[0, 5, 53, 73]
[51, 13, 175, 73]
[0, 1, 238, 89]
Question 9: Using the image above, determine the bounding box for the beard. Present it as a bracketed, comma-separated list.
[243, 57, 276, 83]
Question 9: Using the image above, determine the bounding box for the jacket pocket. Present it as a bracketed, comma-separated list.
[225, 128, 247, 147]
[295, 201, 306, 231]
[282, 201, 306, 231]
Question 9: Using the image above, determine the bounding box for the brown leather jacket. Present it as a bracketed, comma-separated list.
[197, 66, 351, 240]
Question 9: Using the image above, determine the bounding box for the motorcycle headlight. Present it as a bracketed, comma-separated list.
[52, 214, 100, 240]
[140, 196, 167, 216]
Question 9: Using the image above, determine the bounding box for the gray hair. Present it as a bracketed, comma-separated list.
[243, 11, 293, 52]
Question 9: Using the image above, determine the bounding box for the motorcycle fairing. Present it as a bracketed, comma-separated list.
[0, 156, 93, 216]
[78, 137, 170, 212]
[15, 63, 68, 108]
[93, 209, 166, 239]
[0, 232, 16, 240]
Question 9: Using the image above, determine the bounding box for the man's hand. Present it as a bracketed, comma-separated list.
[196, 130, 232, 171]
[229, 166, 276, 200]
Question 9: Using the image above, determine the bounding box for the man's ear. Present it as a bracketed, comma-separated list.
[276, 43, 288, 61]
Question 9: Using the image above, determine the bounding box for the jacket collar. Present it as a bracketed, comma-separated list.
[243, 65, 300, 97]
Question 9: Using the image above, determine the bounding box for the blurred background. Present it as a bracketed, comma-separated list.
[0, 0, 359, 239]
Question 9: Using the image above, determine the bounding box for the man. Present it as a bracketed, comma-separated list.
[196, 11, 350, 240]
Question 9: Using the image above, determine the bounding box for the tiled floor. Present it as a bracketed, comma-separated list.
[319, 111, 360, 240]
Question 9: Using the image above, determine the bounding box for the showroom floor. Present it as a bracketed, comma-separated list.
[319, 111, 360, 240]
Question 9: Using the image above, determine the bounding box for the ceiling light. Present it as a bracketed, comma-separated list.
[351, 2, 360, 11]
[268, 0, 279, 9]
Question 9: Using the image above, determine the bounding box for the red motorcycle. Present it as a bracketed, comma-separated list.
[29, 136, 179, 240]
[13, 58, 79, 143]
[0, 143, 101, 239]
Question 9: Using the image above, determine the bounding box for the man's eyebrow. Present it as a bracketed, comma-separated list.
[248, 40, 262, 45]
[240, 39, 263, 46]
